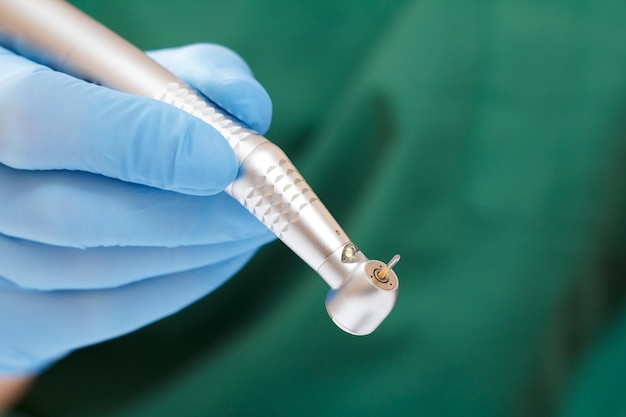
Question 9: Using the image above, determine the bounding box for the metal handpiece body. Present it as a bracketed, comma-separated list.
[0, 0, 398, 335]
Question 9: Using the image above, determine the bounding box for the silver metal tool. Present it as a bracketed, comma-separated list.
[0, 0, 399, 335]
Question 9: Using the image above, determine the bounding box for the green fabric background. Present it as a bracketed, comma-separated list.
[11, 1, 626, 416]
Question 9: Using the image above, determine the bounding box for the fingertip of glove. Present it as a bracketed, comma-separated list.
[212, 77, 273, 135]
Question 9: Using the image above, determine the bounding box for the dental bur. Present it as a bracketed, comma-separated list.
[0, 0, 399, 335]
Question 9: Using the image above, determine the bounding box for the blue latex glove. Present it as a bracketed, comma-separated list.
[0, 43, 275, 375]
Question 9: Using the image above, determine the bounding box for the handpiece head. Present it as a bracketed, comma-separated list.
[325, 258, 399, 336]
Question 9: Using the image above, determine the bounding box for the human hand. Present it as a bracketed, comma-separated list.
[0, 43, 274, 375]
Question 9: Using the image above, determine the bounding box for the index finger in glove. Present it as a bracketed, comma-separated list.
[0, 47, 237, 196]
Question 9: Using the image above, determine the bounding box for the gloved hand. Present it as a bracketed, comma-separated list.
[0, 43, 275, 375]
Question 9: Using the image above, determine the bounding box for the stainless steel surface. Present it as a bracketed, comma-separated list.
[0, 0, 399, 335]
[155, 83, 351, 288]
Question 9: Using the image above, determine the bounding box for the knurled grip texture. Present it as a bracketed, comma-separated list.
[155, 83, 317, 235]
[155, 83, 350, 284]
[154, 83, 266, 160]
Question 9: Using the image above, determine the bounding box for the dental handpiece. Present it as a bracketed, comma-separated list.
[0, 0, 399, 335]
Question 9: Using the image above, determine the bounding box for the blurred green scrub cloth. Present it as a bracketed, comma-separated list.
[12, 1, 626, 416]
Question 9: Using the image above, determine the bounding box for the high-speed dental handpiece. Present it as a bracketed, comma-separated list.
[0, 0, 399, 335]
